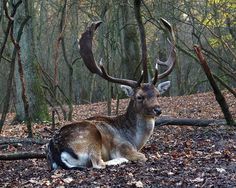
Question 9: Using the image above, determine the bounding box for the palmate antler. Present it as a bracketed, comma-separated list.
[79, 19, 176, 88]
[79, 21, 140, 88]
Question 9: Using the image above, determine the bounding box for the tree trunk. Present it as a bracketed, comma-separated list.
[13, 0, 49, 123]
[134, 0, 148, 82]
[120, 0, 140, 80]
[0, 0, 23, 132]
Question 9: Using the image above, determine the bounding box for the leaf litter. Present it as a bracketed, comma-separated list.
[0, 90, 236, 187]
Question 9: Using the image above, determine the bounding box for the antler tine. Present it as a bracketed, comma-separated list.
[152, 63, 158, 85]
[79, 21, 139, 88]
[156, 39, 176, 79]
[155, 18, 176, 80]
[160, 18, 175, 42]
[137, 71, 144, 86]
[79, 21, 103, 75]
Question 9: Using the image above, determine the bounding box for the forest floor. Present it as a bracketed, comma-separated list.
[0, 90, 236, 188]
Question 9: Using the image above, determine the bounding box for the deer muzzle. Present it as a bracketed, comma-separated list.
[153, 107, 162, 116]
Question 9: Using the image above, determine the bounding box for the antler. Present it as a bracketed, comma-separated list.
[79, 21, 142, 88]
[79, 19, 175, 87]
[152, 18, 176, 85]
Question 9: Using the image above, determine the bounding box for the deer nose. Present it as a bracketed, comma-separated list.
[153, 107, 162, 115]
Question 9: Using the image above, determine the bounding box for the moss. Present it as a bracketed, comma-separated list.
[30, 62, 50, 122]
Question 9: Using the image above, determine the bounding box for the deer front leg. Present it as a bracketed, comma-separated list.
[119, 143, 147, 162]
[91, 149, 128, 168]
[90, 154, 106, 169]
[90, 143, 106, 169]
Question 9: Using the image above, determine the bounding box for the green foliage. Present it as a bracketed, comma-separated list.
[196, 0, 236, 48]
[208, 34, 233, 48]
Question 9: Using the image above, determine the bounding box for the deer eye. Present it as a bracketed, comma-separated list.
[136, 96, 144, 102]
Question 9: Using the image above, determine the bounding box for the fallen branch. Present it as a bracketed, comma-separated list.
[155, 117, 226, 127]
[0, 138, 48, 145]
[0, 152, 46, 160]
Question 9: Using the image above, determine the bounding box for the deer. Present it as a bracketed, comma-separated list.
[46, 19, 176, 171]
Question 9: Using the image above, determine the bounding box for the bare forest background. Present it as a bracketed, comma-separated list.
[0, 0, 235, 125]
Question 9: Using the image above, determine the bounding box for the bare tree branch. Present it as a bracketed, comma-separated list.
[213, 74, 236, 98]
[0, 0, 22, 64]
[193, 45, 235, 126]
[0, 11, 30, 133]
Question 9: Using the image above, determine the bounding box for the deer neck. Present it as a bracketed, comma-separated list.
[121, 100, 155, 150]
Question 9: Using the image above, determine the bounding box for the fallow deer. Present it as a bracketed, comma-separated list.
[46, 19, 176, 170]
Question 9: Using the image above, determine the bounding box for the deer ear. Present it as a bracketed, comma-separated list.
[157, 81, 171, 95]
[120, 85, 134, 97]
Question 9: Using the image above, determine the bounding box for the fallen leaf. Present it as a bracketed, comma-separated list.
[191, 177, 204, 183]
[51, 172, 64, 179]
[63, 177, 74, 184]
[167, 171, 175, 176]
[135, 181, 143, 188]
[216, 168, 226, 173]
